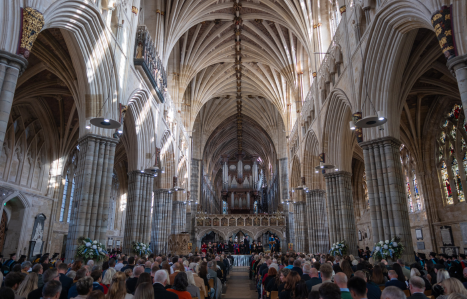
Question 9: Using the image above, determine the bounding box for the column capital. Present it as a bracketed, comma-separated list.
[323, 170, 351, 179]
[78, 133, 119, 145]
[446, 54, 467, 75]
[128, 170, 157, 178]
[359, 136, 402, 149]
[0, 49, 28, 75]
[154, 188, 173, 195]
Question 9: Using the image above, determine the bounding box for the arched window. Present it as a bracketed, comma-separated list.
[254, 201, 258, 214]
[400, 144, 423, 212]
[362, 171, 369, 209]
[59, 149, 78, 223]
[437, 104, 466, 205]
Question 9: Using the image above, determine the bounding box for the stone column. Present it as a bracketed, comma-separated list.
[447, 55, 467, 118]
[293, 202, 306, 252]
[324, 171, 357, 255]
[279, 158, 289, 201]
[0, 50, 27, 156]
[360, 137, 415, 262]
[123, 171, 155, 252]
[65, 134, 118, 261]
[306, 189, 330, 253]
[171, 200, 187, 234]
[286, 204, 295, 248]
[151, 189, 172, 254]
[191, 159, 201, 202]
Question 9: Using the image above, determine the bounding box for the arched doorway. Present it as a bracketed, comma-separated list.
[2, 196, 28, 255]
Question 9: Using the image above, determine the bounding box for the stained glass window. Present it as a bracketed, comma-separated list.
[223, 201, 228, 214]
[406, 175, 414, 212]
[437, 104, 467, 205]
[400, 145, 423, 212]
[254, 201, 258, 214]
[413, 173, 421, 211]
[441, 162, 453, 204]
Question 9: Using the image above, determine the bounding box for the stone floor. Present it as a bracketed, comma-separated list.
[222, 267, 258, 299]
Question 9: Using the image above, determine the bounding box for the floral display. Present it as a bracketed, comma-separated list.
[329, 240, 348, 256]
[76, 237, 107, 261]
[371, 237, 404, 260]
[132, 241, 151, 256]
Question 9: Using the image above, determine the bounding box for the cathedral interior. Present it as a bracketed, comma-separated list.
[0, 0, 466, 263]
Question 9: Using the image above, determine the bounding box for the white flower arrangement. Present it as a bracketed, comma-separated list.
[371, 237, 404, 260]
[132, 241, 151, 255]
[76, 237, 107, 261]
[329, 240, 348, 256]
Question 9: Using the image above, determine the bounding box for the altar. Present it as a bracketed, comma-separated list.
[232, 255, 251, 267]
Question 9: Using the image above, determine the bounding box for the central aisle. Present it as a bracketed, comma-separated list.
[223, 267, 258, 299]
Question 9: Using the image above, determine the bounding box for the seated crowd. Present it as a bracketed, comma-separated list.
[0, 252, 234, 299]
[250, 252, 467, 299]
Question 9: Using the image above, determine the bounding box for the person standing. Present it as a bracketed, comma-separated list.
[228, 238, 234, 253]
[3, 253, 17, 275]
[269, 235, 275, 251]
[244, 236, 250, 254]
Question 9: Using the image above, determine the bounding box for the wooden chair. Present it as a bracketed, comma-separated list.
[424, 290, 432, 296]
[403, 290, 411, 297]
[208, 279, 214, 289]
[379, 285, 385, 291]
[192, 297, 198, 299]
[271, 291, 279, 299]
[200, 289, 205, 299]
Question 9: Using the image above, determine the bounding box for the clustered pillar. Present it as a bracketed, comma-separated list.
[151, 190, 172, 254]
[306, 189, 330, 253]
[361, 137, 415, 262]
[171, 200, 187, 234]
[293, 201, 307, 252]
[0, 50, 27, 156]
[123, 171, 155, 252]
[65, 134, 118, 260]
[324, 171, 357, 255]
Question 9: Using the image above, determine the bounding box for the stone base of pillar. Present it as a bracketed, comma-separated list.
[65, 134, 118, 261]
[306, 189, 330, 253]
[361, 136, 415, 263]
[168, 233, 190, 255]
[324, 171, 357, 255]
[123, 171, 155, 253]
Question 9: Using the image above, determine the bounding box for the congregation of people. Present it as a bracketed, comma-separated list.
[250, 251, 467, 299]
[0, 251, 234, 299]
[2, 248, 467, 299]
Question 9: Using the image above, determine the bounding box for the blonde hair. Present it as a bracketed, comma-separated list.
[437, 269, 450, 284]
[163, 269, 170, 285]
[106, 272, 128, 299]
[410, 268, 421, 277]
[133, 282, 154, 299]
[102, 268, 117, 285]
[442, 278, 467, 296]
[17, 272, 39, 298]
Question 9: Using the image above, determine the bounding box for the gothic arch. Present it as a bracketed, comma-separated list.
[42, 0, 121, 138]
[122, 89, 156, 171]
[253, 227, 286, 240]
[302, 130, 324, 190]
[322, 89, 355, 172]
